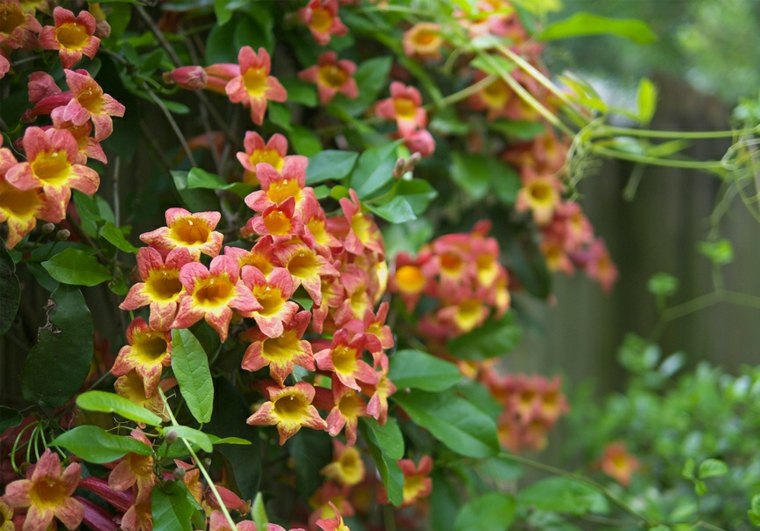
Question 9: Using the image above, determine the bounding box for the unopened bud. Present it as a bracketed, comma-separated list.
[392, 158, 406, 178]
[403, 129, 436, 158]
[55, 229, 70, 241]
[41, 222, 55, 234]
[163, 66, 208, 91]
[172, 466, 186, 480]
[164, 429, 178, 444]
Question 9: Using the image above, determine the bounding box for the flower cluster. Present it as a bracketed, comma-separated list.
[480, 369, 569, 452]
[0, 5, 123, 249]
[390, 221, 510, 343]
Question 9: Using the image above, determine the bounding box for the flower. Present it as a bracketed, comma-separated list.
[244, 156, 309, 213]
[398, 456, 433, 506]
[236, 132, 288, 185]
[247, 382, 327, 444]
[247, 197, 302, 240]
[0, 500, 14, 531]
[325, 382, 367, 445]
[363, 356, 395, 425]
[321, 441, 365, 487]
[5, 126, 99, 222]
[225, 46, 287, 125]
[336, 189, 384, 256]
[113, 370, 168, 420]
[140, 208, 224, 259]
[315, 502, 351, 531]
[314, 328, 377, 391]
[467, 71, 513, 121]
[274, 239, 338, 303]
[403, 23, 443, 60]
[584, 238, 617, 292]
[50, 116, 107, 164]
[515, 173, 562, 226]
[39, 7, 100, 68]
[119, 247, 194, 330]
[173, 256, 262, 341]
[3, 449, 84, 530]
[599, 442, 639, 486]
[402, 128, 435, 157]
[0, 53, 9, 80]
[299, 52, 358, 105]
[240, 266, 299, 338]
[52, 69, 125, 142]
[163, 66, 208, 90]
[376, 82, 427, 137]
[299, 0, 348, 45]
[0, 0, 41, 50]
[110, 317, 171, 397]
[108, 430, 155, 501]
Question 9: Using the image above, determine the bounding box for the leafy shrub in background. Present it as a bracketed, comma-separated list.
[0, 0, 757, 530]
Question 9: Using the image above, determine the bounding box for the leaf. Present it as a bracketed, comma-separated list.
[76, 390, 163, 426]
[152, 480, 203, 531]
[290, 429, 333, 498]
[516, 477, 609, 515]
[489, 120, 545, 140]
[171, 329, 214, 424]
[268, 103, 292, 132]
[333, 56, 392, 116]
[349, 141, 401, 198]
[447, 312, 522, 361]
[281, 78, 317, 107]
[0, 406, 22, 432]
[395, 179, 437, 215]
[42, 248, 111, 287]
[306, 150, 359, 185]
[698, 239, 733, 265]
[171, 170, 220, 212]
[455, 492, 516, 531]
[636, 78, 657, 124]
[392, 390, 499, 458]
[450, 152, 492, 200]
[698, 458, 729, 479]
[360, 417, 404, 506]
[290, 125, 322, 156]
[252, 492, 268, 529]
[647, 272, 678, 297]
[539, 13, 658, 44]
[167, 426, 213, 453]
[388, 349, 461, 392]
[366, 197, 416, 223]
[0, 244, 20, 334]
[100, 222, 139, 253]
[430, 472, 460, 531]
[187, 167, 226, 189]
[208, 436, 252, 446]
[50, 425, 152, 463]
[22, 286, 94, 406]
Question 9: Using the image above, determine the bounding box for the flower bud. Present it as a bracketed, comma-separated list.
[56, 229, 70, 241]
[172, 466, 185, 480]
[403, 129, 436, 158]
[41, 222, 56, 234]
[163, 66, 208, 91]
[164, 429, 178, 444]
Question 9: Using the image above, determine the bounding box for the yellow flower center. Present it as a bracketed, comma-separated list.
[351, 213, 372, 243]
[262, 330, 301, 362]
[273, 392, 309, 422]
[145, 269, 183, 302]
[402, 474, 426, 505]
[254, 285, 285, 317]
[239, 252, 274, 276]
[393, 97, 417, 120]
[481, 79, 510, 109]
[169, 217, 210, 246]
[306, 218, 330, 246]
[266, 178, 302, 205]
[318, 64, 348, 89]
[0, 5, 24, 35]
[132, 334, 168, 364]
[31, 151, 72, 186]
[332, 345, 358, 375]
[29, 477, 68, 510]
[193, 274, 234, 308]
[476, 254, 498, 286]
[263, 210, 292, 236]
[55, 22, 89, 50]
[77, 86, 104, 114]
[287, 249, 319, 280]
[332, 446, 364, 486]
[394, 265, 425, 294]
[413, 28, 439, 46]
[349, 289, 370, 318]
[337, 392, 362, 419]
[454, 299, 484, 332]
[310, 8, 333, 33]
[0, 181, 40, 219]
[528, 180, 554, 205]
[440, 252, 463, 278]
[248, 149, 284, 176]
[116, 372, 151, 405]
[243, 67, 268, 98]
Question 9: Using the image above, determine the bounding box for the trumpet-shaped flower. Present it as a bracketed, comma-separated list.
[337, 189, 384, 256]
[399, 457, 433, 506]
[39, 7, 100, 68]
[299, 0, 348, 45]
[515, 173, 562, 226]
[274, 240, 338, 303]
[0, 53, 8, 80]
[5, 126, 98, 222]
[244, 156, 309, 213]
[363, 357, 396, 425]
[247, 382, 327, 444]
[468, 71, 512, 120]
[325, 381, 367, 445]
[225, 46, 287, 125]
[225, 237, 276, 277]
[53, 69, 125, 142]
[241, 310, 313, 385]
[111, 318, 171, 397]
[140, 208, 223, 259]
[376, 82, 427, 137]
[241, 266, 299, 338]
[321, 441, 365, 487]
[314, 328, 377, 391]
[236, 132, 288, 185]
[437, 297, 489, 334]
[315, 502, 351, 531]
[309, 483, 354, 529]
[0, 0, 41, 50]
[299, 52, 358, 105]
[247, 197, 302, 240]
[3, 449, 84, 530]
[403, 23, 444, 60]
[120, 247, 193, 330]
[114, 370, 168, 420]
[584, 238, 618, 292]
[173, 255, 262, 341]
[599, 442, 639, 486]
[108, 430, 155, 501]
[391, 252, 431, 311]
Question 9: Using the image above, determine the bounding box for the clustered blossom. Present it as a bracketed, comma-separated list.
[480, 370, 569, 452]
[390, 221, 510, 344]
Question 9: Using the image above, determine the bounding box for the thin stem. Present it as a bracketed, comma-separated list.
[433, 74, 499, 109]
[594, 125, 759, 140]
[159, 389, 237, 530]
[144, 84, 198, 167]
[591, 145, 727, 172]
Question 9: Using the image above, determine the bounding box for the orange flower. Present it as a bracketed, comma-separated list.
[325, 381, 367, 445]
[468, 71, 513, 121]
[52, 69, 125, 141]
[236, 132, 288, 185]
[247, 197, 301, 240]
[396, 456, 433, 507]
[314, 328, 377, 391]
[299, 52, 358, 105]
[363, 356, 396, 425]
[0, 0, 41, 50]
[299, 0, 348, 45]
[376, 81, 427, 137]
[515, 173, 562, 226]
[274, 239, 338, 303]
[114, 370, 168, 420]
[403, 23, 444, 60]
[321, 441, 365, 487]
[111, 317, 171, 397]
[3, 449, 84, 530]
[244, 155, 309, 213]
[599, 442, 639, 486]
[108, 429, 155, 502]
[240, 266, 299, 338]
[315, 501, 351, 531]
[140, 208, 224, 259]
[584, 238, 618, 292]
[247, 382, 327, 444]
[39, 7, 100, 68]
[0, 500, 14, 531]
[225, 46, 287, 125]
[336, 189, 384, 256]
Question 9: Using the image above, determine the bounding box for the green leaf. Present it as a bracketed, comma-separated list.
[290, 429, 333, 498]
[455, 492, 516, 531]
[208, 436, 252, 446]
[171, 328, 214, 424]
[282, 78, 317, 107]
[392, 390, 499, 458]
[489, 120, 545, 140]
[451, 152, 514, 201]
[647, 272, 678, 297]
[100, 222, 139, 253]
[268, 102, 292, 132]
[214, 0, 232, 25]
[539, 13, 658, 44]
[22, 286, 94, 406]
[0, 244, 20, 334]
[306, 150, 359, 185]
[0, 406, 22, 432]
[152, 480, 203, 531]
[171, 170, 220, 212]
[636, 78, 657, 124]
[447, 312, 522, 361]
[187, 167, 226, 189]
[366, 197, 416, 223]
[73, 191, 115, 238]
[396, 179, 437, 215]
[698, 239, 733, 265]
[252, 492, 268, 529]
[388, 349, 461, 392]
[290, 125, 322, 156]
[360, 417, 404, 506]
[50, 425, 152, 463]
[349, 142, 401, 198]
[42, 248, 111, 287]
[333, 56, 392, 116]
[516, 476, 609, 515]
[76, 390, 163, 426]
[698, 458, 729, 479]
[167, 426, 213, 453]
[682, 458, 696, 479]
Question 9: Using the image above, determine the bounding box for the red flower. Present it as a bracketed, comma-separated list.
[403, 23, 444, 60]
[224, 46, 287, 125]
[376, 82, 427, 137]
[299, 0, 348, 45]
[139, 208, 224, 260]
[240, 266, 299, 338]
[299, 52, 358, 104]
[39, 7, 100, 68]
[247, 382, 327, 444]
[314, 327, 377, 391]
[236, 132, 289, 185]
[111, 317, 171, 397]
